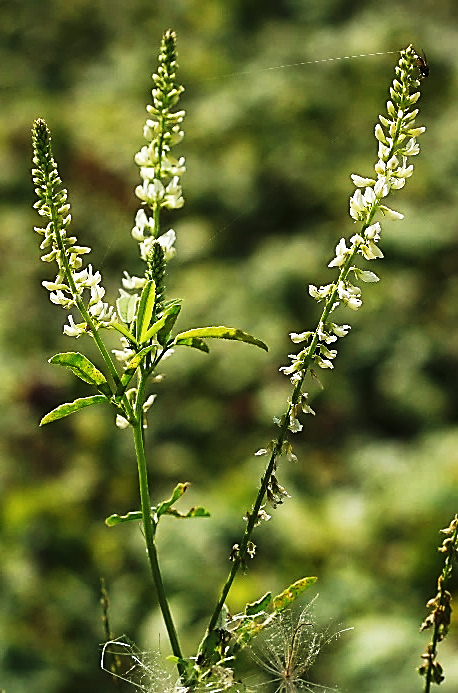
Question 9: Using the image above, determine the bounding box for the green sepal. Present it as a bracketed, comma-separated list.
[115, 345, 158, 398]
[116, 292, 139, 324]
[245, 592, 272, 616]
[49, 352, 112, 397]
[271, 576, 318, 612]
[40, 395, 107, 425]
[136, 279, 156, 344]
[174, 326, 268, 351]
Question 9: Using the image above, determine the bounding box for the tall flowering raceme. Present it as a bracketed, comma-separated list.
[31, 123, 117, 339]
[279, 44, 426, 435]
[191, 45, 427, 687]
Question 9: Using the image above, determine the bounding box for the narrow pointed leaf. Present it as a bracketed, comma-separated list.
[136, 279, 156, 344]
[40, 395, 107, 425]
[49, 352, 112, 397]
[174, 326, 268, 351]
[156, 482, 190, 517]
[145, 302, 182, 345]
[108, 321, 137, 344]
[174, 336, 210, 353]
[105, 500, 209, 527]
[272, 576, 318, 612]
[166, 506, 210, 519]
[245, 592, 273, 616]
[105, 510, 143, 527]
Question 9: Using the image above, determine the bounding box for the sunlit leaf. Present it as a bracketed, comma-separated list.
[272, 576, 318, 612]
[174, 326, 268, 351]
[40, 395, 108, 425]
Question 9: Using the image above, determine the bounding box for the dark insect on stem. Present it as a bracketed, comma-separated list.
[416, 50, 430, 80]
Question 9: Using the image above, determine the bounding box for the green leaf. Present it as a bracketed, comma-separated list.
[174, 336, 210, 353]
[105, 510, 142, 527]
[105, 498, 210, 527]
[136, 279, 156, 344]
[271, 576, 318, 612]
[166, 505, 210, 519]
[116, 293, 139, 324]
[145, 302, 182, 345]
[156, 482, 190, 517]
[245, 592, 272, 616]
[108, 321, 137, 344]
[116, 345, 157, 398]
[49, 352, 112, 397]
[230, 612, 275, 651]
[174, 326, 268, 351]
[40, 395, 107, 425]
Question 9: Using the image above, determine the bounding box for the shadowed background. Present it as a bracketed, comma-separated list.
[2, 0, 458, 691]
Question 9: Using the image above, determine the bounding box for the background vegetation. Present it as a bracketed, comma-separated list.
[2, 1, 458, 691]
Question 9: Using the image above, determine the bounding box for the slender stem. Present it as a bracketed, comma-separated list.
[204, 410, 292, 638]
[132, 374, 185, 677]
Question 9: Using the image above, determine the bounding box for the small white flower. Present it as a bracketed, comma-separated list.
[290, 331, 312, 344]
[328, 237, 351, 267]
[157, 229, 177, 261]
[163, 177, 184, 209]
[309, 283, 334, 300]
[365, 222, 381, 240]
[374, 123, 388, 144]
[116, 414, 131, 429]
[360, 240, 384, 261]
[380, 205, 404, 220]
[353, 267, 380, 282]
[49, 290, 74, 308]
[288, 416, 303, 433]
[135, 178, 165, 204]
[329, 322, 351, 338]
[63, 314, 86, 337]
[351, 174, 375, 187]
[314, 355, 334, 369]
[320, 344, 337, 359]
[122, 272, 147, 290]
[374, 177, 390, 198]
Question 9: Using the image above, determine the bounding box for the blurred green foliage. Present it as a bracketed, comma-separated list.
[2, 1, 458, 691]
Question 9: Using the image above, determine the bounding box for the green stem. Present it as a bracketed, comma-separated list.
[132, 373, 185, 678]
[204, 409, 292, 639]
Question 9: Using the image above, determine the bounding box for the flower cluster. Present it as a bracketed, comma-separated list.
[31, 119, 116, 337]
[132, 29, 185, 259]
[278, 44, 426, 433]
[112, 30, 186, 367]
